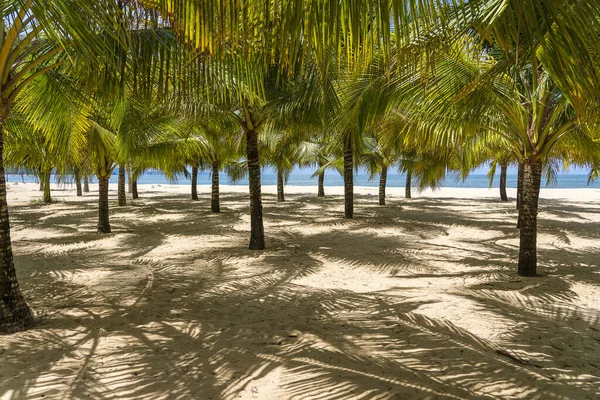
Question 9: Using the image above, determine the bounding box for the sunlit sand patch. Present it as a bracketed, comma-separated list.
[291, 256, 397, 293]
[221, 364, 289, 400]
[142, 234, 242, 259]
[49, 268, 113, 286]
[36, 234, 135, 256]
[143, 212, 189, 223]
[413, 293, 523, 342]
[11, 227, 70, 241]
[35, 208, 92, 221]
[567, 281, 600, 312]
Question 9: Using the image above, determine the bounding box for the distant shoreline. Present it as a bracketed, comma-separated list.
[8, 181, 598, 203]
[6, 172, 600, 190]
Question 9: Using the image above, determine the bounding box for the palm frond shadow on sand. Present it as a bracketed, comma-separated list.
[1, 189, 599, 399]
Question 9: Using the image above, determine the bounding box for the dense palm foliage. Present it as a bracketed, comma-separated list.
[1, 0, 600, 333]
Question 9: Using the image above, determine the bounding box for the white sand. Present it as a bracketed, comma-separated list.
[1, 182, 599, 399]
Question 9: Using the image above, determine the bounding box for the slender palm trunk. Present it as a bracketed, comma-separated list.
[517, 162, 524, 209]
[518, 159, 542, 276]
[517, 162, 524, 228]
[191, 165, 198, 201]
[379, 165, 388, 206]
[132, 178, 138, 199]
[317, 167, 325, 197]
[83, 175, 90, 193]
[405, 170, 412, 199]
[43, 171, 51, 203]
[39, 175, 43, 191]
[211, 161, 220, 213]
[75, 171, 83, 197]
[97, 176, 111, 234]
[0, 119, 34, 333]
[277, 167, 285, 202]
[118, 165, 126, 206]
[344, 138, 353, 219]
[127, 167, 133, 193]
[500, 163, 508, 202]
[247, 129, 265, 249]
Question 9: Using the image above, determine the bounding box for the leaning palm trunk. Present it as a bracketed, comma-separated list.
[317, 168, 325, 197]
[191, 165, 199, 200]
[277, 167, 285, 202]
[211, 161, 220, 213]
[500, 163, 508, 201]
[0, 120, 34, 333]
[83, 175, 90, 193]
[344, 138, 353, 219]
[405, 170, 412, 199]
[379, 165, 387, 205]
[518, 159, 542, 276]
[97, 176, 111, 233]
[247, 129, 265, 249]
[42, 171, 52, 203]
[517, 162, 524, 228]
[132, 178, 139, 199]
[117, 165, 126, 206]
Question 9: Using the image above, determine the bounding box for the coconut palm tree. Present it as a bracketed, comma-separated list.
[395, 46, 595, 276]
[0, 0, 126, 333]
[175, 111, 240, 210]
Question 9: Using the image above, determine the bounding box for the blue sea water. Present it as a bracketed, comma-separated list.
[7, 166, 600, 189]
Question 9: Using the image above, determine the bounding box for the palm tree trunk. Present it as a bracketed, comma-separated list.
[75, 171, 83, 197]
[43, 171, 51, 203]
[517, 159, 542, 276]
[517, 162, 524, 228]
[211, 161, 220, 213]
[405, 170, 412, 199]
[118, 165, 126, 206]
[0, 119, 34, 333]
[277, 167, 285, 202]
[500, 163, 508, 201]
[246, 129, 265, 250]
[344, 138, 353, 219]
[379, 165, 388, 206]
[132, 177, 138, 199]
[127, 167, 133, 193]
[191, 165, 199, 200]
[83, 175, 90, 193]
[517, 162, 524, 209]
[317, 168, 325, 197]
[97, 176, 111, 234]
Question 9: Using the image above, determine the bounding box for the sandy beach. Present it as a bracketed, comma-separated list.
[1, 181, 599, 399]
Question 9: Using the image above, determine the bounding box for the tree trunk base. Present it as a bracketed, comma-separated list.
[0, 303, 34, 334]
[344, 139, 353, 219]
[211, 162, 220, 213]
[132, 179, 139, 199]
[191, 165, 199, 201]
[97, 176, 111, 234]
[317, 170, 325, 197]
[246, 129, 265, 250]
[517, 160, 542, 276]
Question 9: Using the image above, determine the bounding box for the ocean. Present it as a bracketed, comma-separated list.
[7, 166, 600, 189]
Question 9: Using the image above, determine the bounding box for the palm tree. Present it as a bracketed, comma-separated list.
[401, 47, 593, 276]
[3, 122, 58, 203]
[0, 0, 126, 333]
[178, 112, 240, 211]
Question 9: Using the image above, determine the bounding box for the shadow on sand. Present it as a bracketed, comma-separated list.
[1, 189, 599, 399]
